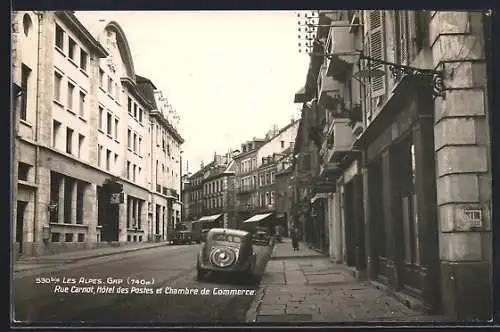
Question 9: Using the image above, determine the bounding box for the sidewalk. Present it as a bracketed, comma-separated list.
[247, 240, 450, 323]
[13, 241, 171, 272]
[271, 238, 320, 260]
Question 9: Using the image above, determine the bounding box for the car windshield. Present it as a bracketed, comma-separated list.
[212, 233, 242, 243]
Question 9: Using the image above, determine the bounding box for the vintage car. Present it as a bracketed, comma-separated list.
[196, 228, 257, 282]
[252, 230, 272, 246]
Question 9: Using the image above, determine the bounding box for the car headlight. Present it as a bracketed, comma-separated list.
[210, 247, 237, 268]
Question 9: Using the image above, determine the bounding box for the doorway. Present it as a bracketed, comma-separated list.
[98, 186, 119, 242]
[16, 201, 27, 254]
[368, 158, 387, 280]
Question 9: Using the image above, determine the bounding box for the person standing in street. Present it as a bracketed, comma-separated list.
[291, 225, 299, 251]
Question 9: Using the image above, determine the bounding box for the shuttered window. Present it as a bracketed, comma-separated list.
[367, 10, 386, 97]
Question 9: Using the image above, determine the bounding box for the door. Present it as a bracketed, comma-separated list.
[344, 181, 356, 267]
[368, 158, 387, 280]
[395, 137, 422, 296]
[16, 201, 27, 254]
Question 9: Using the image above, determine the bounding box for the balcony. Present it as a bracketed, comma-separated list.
[324, 118, 353, 163]
[164, 187, 179, 200]
[318, 70, 342, 108]
[348, 103, 364, 137]
[325, 20, 357, 82]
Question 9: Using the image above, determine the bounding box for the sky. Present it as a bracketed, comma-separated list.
[76, 11, 309, 175]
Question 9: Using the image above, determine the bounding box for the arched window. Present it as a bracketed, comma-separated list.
[23, 13, 32, 37]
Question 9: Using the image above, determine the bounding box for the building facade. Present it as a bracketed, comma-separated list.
[233, 139, 266, 225]
[11, 11, 185, 258]
[135, 76, 184, 241]
[184, 152, 236, 228]
[293, 10, 492, 321]
[272, 149, 294, 235]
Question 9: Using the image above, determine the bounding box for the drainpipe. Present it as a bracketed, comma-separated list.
[32, 11, 43, 246]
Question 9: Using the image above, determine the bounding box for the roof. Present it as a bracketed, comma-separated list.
[197, 214, 223, 222]
[208, 228, 249, 237]
[243, 213, 273, 223]
[135, 74, 158, 109]
[56, 12, 108, 58]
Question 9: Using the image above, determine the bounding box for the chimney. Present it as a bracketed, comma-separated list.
[200, 161, 204, 170]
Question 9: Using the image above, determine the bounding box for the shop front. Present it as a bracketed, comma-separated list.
[359, 76, 441, 312]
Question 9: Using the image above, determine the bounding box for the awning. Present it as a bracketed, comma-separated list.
[243, 213, 273, 223]
[197, 214, 223, 222]
[311, 193, 329, 204]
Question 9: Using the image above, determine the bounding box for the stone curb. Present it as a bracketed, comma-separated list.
[13, 243, 172, 272]
[245, 286, 266, 323]
[270, 255, 326, 260]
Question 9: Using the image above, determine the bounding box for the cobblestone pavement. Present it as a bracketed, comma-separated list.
[247, 240, 450, 323]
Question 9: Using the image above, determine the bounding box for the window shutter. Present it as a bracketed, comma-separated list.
[400, 11, 409, 65]
[367, 10, 386, 97]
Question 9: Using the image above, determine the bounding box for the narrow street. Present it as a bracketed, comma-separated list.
[13, 244, 271, 324]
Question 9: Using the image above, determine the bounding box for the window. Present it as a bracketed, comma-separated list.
[98, 145, 103, 166]
[68, 37, 77, 61]
[133, 165, 137, 182]
[367, 10, 386, 101]
[67, 82, 75, 110]
[133, 104, 138, 119]
[65, 233, 73, 242]
[128, 97, 132, 114]
[53, 71, 62, 101]
[114, 82, 119, 100]
[133, 133, 137, 153]
[127, 161, 131, 179]
[66, 128, 73, 154]
[138, 137, 142, 156]
[99, 69, 104, 87]
[55, 24, 64, 50]
[139, 109, 143, 123]
[114, 118, 119, 140]
[79, 91, 86, 117]
[106, 149, 111, 171]
[18, 162, 31, 181]
[78, 134, 84, 158]
[98, 106, 103, 130]
[20, 64, 31, 121]
[106, 113, 112, 135]
[114, 153, 118, 169]
[76, 183, 84, 224]
[80, 50, 88, 71]
[22, 14, 32, 36]
[127, 129, 131, 149]
[77, 233, 85, 242]
[108, 77, 113, 95]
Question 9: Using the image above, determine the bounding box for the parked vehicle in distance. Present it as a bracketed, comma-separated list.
[192, 219, 221, 243]
[252, 230, 272, 246]
[196, 228, 257, 283]
[171, 222, 193, 245]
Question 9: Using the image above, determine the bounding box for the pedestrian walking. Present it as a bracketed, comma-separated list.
[291, 225, 299, 251]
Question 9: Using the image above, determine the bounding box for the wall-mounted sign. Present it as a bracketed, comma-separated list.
[110, 192, 124, 205]
[463, 208, 482, 228]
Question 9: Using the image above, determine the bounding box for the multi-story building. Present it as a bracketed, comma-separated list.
[233, 139, 266, 225]
[202, 153, 236, 228]
[185, 167, 204, 221]
[11, 11, 185, 258]
[274, 149, 294, 236]
[135, 75, 184, 241]
[183, 152, 237, 228]
[293, 10, 492, 321]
